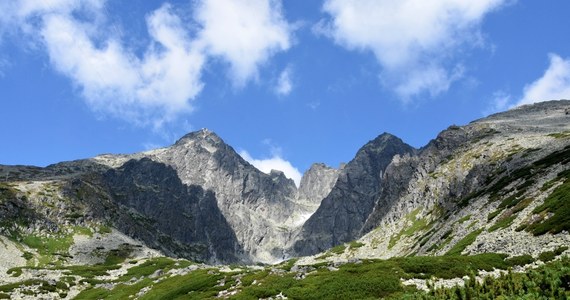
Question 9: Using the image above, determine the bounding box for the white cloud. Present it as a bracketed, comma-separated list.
[393, 64, 464, 99]
[516, 54, 570, 106]
[485, 54, 570, 115]
[275, 67, 293, 96]
[319, 0, 507, 99]
[2, 0, 293, 127]
[484, 90, 512, 115]
[5, 2, 204, 127]
[239, 150, 302, 187]
[195, 0, 292, 86]
[0, 58, 9, 77]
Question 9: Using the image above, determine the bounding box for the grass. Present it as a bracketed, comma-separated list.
[348, 241, 365, 249]
[389, 208, 430, 249]
[511, 197, 533, 214]
[329, 244, 346, 255]
[232, 254, 520, 300]
[20, 233, 74, 266]
[72, 226, 93, 237]
[98, 225, 113, 234]
[487, 210, 501, 221]
[409, 256, 570, 299]
[547, 130, 570, 139]
[0, 280, 45, 293]
[2, 252, 548, 300]
[456, 214, 472, 224]
[445, 229, 483, 256]
[140, 269, 228, 300]
[527, 170, 570, 235]
[505, 254, 534, 266]
[74, 257, 194, 298]
[118, 257, 190, 282]
[278, 258, 299, 271]
[488, 215, 516, 232]
[63, 264, 121, 278]
[75, 278, 155, 300]
[484, 146, 570, 204]
[539, 246, 569, 263]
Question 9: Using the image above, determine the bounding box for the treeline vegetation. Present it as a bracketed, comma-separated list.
[408, 256, 570, 300]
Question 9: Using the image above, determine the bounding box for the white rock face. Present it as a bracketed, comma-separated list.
[0, 235, 26, 283]
[297, 163, 341, 213]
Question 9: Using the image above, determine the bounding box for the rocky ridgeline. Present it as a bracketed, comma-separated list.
[0, 129, 342, 265]
[296, 100, 570, 265]
[1, 100, 569, 273]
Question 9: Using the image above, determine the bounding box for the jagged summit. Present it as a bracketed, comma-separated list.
[174, 128, 222, 146]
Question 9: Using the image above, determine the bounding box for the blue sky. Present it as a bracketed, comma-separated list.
[1, 0, 570, 185]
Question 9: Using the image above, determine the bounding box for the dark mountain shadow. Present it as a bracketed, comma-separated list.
[68, 158, 246, 264]
[293, 133, 415, 255]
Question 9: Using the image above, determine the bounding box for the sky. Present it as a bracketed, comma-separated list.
[1, 0, 570, 186]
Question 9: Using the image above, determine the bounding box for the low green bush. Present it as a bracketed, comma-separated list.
[445, 229, 483, 256]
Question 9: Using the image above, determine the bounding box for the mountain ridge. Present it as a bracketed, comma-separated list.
[1, 100, 569, 269]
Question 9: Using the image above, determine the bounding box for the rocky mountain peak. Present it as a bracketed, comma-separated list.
[360, 132, 413, 154]
[297, 163, 340, 207]
[292, 132, 416, 255]
[174, 128, 222, 148]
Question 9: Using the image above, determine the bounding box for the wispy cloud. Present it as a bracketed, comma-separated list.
[317, 0, 508, 100]
[275, 66, 293, 96]
[484, 90, 512, 116]
[0, 57, 9, 78]
[2, 0, 293, 128]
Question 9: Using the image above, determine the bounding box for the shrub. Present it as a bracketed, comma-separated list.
[446, 229, 483, 256]
[505, 255, 534, 266]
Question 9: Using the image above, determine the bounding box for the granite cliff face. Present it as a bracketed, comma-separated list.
[292, 133, 415, 255]
[1, 100, 569, 272]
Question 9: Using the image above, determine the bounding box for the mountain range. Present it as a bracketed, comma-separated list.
[0, 100, 569, 299]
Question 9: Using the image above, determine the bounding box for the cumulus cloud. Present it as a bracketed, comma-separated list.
[275, 67, 293, 96]
[195, 0, 292, 86]
[2, 0, 293, 127]
[516, 54, 570, 106]
[46, 4, 205, 127]
[318, 0, 507, 99]
[239, 150, 302, 187]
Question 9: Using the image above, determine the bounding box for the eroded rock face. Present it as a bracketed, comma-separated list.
[298, 164, 340, 204]
[145, 130, 301, 263]
[292, 133, 416, 255]
[102, 158, 244, 263]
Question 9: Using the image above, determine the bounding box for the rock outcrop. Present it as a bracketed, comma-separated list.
[293, 133, 416, 255]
